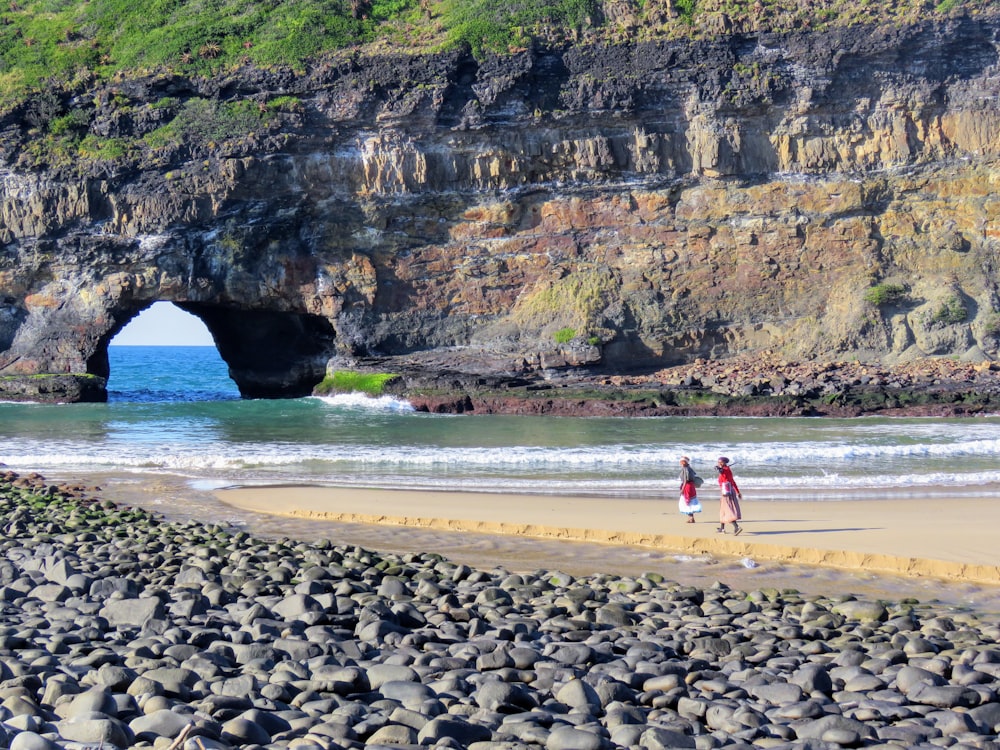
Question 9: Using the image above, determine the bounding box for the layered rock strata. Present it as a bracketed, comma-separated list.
[1, 15, 999, 400]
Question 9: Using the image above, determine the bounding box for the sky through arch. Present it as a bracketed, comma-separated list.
[112, 301, 215, 346]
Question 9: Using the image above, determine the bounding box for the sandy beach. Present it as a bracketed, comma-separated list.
[216, 485, 1000, 585]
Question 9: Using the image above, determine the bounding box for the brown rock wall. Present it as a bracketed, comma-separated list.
[1, 17, 999, 400]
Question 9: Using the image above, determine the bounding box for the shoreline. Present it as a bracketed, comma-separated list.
[216, 485, 1000, 586]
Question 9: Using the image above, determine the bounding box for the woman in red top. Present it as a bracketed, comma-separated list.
[678, 456, 702, 523]
[716, 456, 743, 535]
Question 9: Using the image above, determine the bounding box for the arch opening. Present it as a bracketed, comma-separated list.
[99, 301, 336, 400]
[108, 302, 239, 402]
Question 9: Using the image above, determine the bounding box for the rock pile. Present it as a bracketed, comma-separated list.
[638, 354, 1000, 401]
[398, 352, 1000, 416]
[3, 471, 1000, 750]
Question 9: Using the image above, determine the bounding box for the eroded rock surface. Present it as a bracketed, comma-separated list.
[1, 16, 999, 401]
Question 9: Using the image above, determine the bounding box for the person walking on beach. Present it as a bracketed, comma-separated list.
[715, 456, 742, 535]
[678, 456, 702, 523]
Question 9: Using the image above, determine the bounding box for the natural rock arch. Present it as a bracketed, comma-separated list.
[91, 301, 338, 400]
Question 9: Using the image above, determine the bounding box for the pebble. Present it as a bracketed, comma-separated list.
[2, 470, 1000, 749]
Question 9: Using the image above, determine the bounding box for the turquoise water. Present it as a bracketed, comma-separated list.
[2, 346, 1000, 501]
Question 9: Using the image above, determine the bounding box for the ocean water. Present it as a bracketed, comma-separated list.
[2, 346, 999, 502]
[4, 345, 1000, 612]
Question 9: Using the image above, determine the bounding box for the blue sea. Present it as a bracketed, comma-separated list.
[3, 345, 1000, 609]
[2, 346, 999, 500]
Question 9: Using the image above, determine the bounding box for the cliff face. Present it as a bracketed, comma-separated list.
[1, 16, 999, 400]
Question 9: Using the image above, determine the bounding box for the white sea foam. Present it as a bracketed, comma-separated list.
[310, 393, 415, 411]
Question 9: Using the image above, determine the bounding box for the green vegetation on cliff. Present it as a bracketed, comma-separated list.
[0, 0, 991, 104]
[314, 371, 399, 397]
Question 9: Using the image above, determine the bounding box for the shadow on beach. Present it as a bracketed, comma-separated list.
[744, 525, 881, 536]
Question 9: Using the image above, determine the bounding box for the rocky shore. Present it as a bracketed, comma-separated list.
[4, 470, 1000, 750]
[377, 354, 1000, 417]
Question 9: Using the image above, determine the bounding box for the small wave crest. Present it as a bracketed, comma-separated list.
[310, 393, 415, 412]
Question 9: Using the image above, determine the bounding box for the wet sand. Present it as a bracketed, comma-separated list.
[216, 485, 1000, 585]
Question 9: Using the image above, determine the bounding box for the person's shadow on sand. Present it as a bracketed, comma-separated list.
[741, 526, 879, 536]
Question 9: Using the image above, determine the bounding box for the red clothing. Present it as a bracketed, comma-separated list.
[717, 465, 740, 495]
[718, 464, 742, 524]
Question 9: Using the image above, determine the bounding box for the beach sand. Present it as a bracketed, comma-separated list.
[216, 485, 1000, 585]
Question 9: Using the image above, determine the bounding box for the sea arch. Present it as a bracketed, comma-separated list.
[93, 299, 337, 400]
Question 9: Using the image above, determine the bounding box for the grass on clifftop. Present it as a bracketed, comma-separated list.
[0, 0, 991, 105]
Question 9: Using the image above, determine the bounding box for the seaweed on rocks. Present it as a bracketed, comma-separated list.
[1, 470, 1000, 749]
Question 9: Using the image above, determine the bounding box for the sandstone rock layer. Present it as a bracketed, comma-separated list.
[1, 16, 998, 400]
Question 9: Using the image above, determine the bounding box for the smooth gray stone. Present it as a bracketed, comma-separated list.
[2, 695, 43, 718]
[769, 700, 827, 720]
[895, 664, 946, 694]
[175, 567, 211, 586]
[57, 686, 117, 719]
[746, 682, 804, 706]
[41, 557, 78, 584]
[9, 731, 60, 750]
[378, 680, 437, 709]
[555, 678, 602, 714]
[909, 682, 980, 708]
[377, 576, 409, 598]
[367, 723, 418, 744]
[228, 642, 276, 665]
[794, 714, 878, 743]
[365, 664, 419, 689]
[89, 577, 138, 600]
[677, 696, 709, 720]
[969, 702, 1000, 732]
[243, 707, 295, 737]
[545, 643, 593, 666]
[903, 636, 939, 655]
[212, 673, 259, 698]
[142, 668, 197, 697]
[181, 737, 230, 750]
[417, 716, 492, 745]
[388, 707, 431, 732]
[640, 726, 697, 749]
[28, 583, 71, 602]
[129, 709, 195, 740]
[927, 708, 979, 734]
[477, 649, 515, 671]
[790, 664, 833, 695]
[608, 724, 644, 748]
[843, 673, 887, 692]
[4, 713, 45, 732]
[221, 716, 271, 745]
[876, 724, 939, 744]
[100, 597, 164, 627]
[595, 604, 635, 627]
[544, 725, 608, 750]
[273, 637, 324, 660]
[831, 600, 888, 622]
[594, 678, 636, 708]
[89, 664, 139, 692]
[475, 681, 538, 712]
[56, 715, 132, 747]
[272, 594, 322, 619]
[357, 619, 409, 640]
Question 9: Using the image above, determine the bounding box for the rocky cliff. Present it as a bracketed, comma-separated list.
[1, 12, 998, 401]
